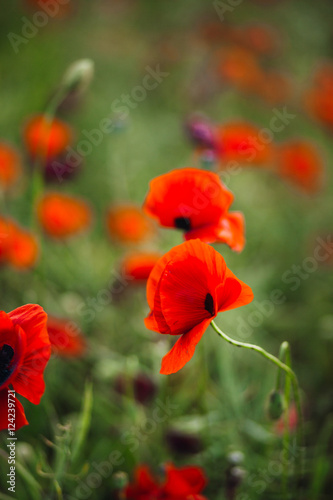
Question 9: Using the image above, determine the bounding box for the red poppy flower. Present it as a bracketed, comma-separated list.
[26, 0, 73, 18]
[47, 316, 86, 358]
[24, 115, 73, 160]
[236, 23, 280, 56]
[275, 140, 324, 193]
[145, 240, 253, 374]
[215, 121, 275, 167]
[217, 46, 264, 93]
[0, 142, 22, 190]
[143, 168, 245, 251]
[256, 71, 292, 105]
[0, 217, 39, 270]
[121, 252, 162, 282]
[304, 63, 333, 130]
[106, 204, 154, 244]
[0, 304, 51, 431]
[37, 192, 92, 239]
[124, 463, 207, 500]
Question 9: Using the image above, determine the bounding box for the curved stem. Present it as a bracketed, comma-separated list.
[277, 342, 292, 496]
[210, 320, 304, 480]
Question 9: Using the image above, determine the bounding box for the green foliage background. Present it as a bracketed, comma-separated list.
[0, 0, 333, 498]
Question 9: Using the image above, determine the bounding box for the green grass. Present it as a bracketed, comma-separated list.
[0, 0, 333, 498]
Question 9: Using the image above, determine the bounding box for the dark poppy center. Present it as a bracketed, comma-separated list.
[204, 293, 215, 316]
[174, 217, 192, 231]
[0, 344, 15, 386]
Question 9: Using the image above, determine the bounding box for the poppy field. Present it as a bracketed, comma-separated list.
[1, 1, 333, 499]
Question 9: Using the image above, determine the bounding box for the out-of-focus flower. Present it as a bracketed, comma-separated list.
[124, 463, 208, 499]
[143, 168, 245, 251]
[304, 63, 333, 130]
[166, 429, 203, 455]
[44, 154, 82, 183]
[0, 217, 39, 270]
[275, 403, 298, 435]
[234, 23, 280, 56]
[24, 115, 73, 161]
[145, 240, 253, 374]
[114, 372, 157, 405]
[47, 315, 86, 357]
[0, 304, 51, 431]
[25, 0, 73, 19]
[256, 71, 292, 105]
[185, 115, 216, 150]
[37, 192, 92, 239]
[0, 143, 22, 190]
[215, 121, 275, 167]
[217, 47, 263, 93]
[106, 204, 154, 244]
[275, 140, 324, 193]
[120, 252, 162, 283]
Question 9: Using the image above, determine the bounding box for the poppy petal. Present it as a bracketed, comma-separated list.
[164, 464, 207, 495]
[47, 316, 86, 358]
[143, 168, 233, 230]
[0, 388, 28, 431]
[8, 305, 50, 404]
[154, 256, 217, 335]
[160, 318, 211, 374]
[185, 211, 245, 251]
[217, 274, 254, 312]
[146, 240, 227, 311]
[0, 317, 26, 391]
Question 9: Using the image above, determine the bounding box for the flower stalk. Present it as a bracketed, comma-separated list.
[210, 320, 304, 495]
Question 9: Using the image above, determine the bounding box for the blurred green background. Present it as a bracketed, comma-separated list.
[0, 0, 333, 499]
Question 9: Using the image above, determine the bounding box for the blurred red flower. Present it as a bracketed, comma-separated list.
[47, 316, 86, 358]
[37, 192, 92, 239]
[121, 252, 162, 282]
[275, 140, 324, 193]
[215, 121, 275, 167]
[145, 240, 253, 374]
[217, 46, 263, 93]
[124, 463, 207, 500]
[0, 142, 22, 190]
[106, 204, 154, 244]
[304, 63, 333, 130]
[143, 168, 245, 251]
[24, 115, 73, 160]
[0, 304, 51, 431]
[0, 217, 39, 270]
[25, 0, 73, 19]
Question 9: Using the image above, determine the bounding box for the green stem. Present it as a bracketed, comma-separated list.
[277, 342, 292, 497]
[210, 320, 304, 489]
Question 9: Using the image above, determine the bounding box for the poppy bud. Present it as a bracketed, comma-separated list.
[112, 471, 128, 499]
[185, 115, 216, 149]
[133, 373, 157, 405]
[226, 466, 246, 492]
[165, 428, 203, 455]
[267, 390, 285, 420]
[226, 450, 244, 466]
[112, 471, 128, 490]
[44, 155, 82, 183]
[60, 59, 94, 96]
[114, 373, 157, 406]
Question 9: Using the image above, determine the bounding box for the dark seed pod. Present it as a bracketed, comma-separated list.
[133, 373, 157, 405]
[267, 390, 285, 420]
[165, 428, 203, 455]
